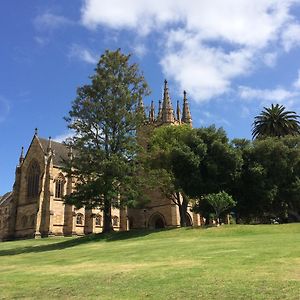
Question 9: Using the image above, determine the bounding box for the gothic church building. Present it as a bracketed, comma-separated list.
[0, 80, 201, 241]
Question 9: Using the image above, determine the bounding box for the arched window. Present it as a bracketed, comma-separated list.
[76, 213, 83, 225]
[55, 174, 65, 198]
[27, 161, 40, 198]
[112, 216, 119, 227]
[95, 214, 102, 226]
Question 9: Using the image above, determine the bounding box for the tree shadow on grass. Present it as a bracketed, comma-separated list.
[0, 228, 176, 257]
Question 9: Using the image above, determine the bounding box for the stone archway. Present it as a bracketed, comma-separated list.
[148, 213, 166, 229]
[186, 213, 193, 227]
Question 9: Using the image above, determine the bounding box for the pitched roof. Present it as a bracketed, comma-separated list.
[39, 138, 69, 167]
[0, 192, 13, 207]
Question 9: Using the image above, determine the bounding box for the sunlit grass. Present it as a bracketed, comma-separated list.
[0, 224, 299, 299]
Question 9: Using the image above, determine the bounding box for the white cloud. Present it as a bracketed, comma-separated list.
[0, 96, 10, 122]
[293, 70, 300, 89]
[132, 43, 147, 58]
[281, 23, 300, 52]
[53, 131, 74, 143]
[34, 13, 73, 31]
[69, 44, 98, 64]
[263, 52, 278, 67]
[80, 0, 300, 101]
[238, 86, 299, 104]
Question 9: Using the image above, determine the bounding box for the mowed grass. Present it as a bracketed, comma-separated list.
[0, 224, 299, 299]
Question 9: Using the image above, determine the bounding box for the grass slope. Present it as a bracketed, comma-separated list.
[0, 224, 299, 299]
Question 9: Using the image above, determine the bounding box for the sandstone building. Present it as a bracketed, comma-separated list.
[0, 80, 201, 241]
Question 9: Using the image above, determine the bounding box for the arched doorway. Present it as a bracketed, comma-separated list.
[186, 213, 193, 227]
[148, 213, 166, 229]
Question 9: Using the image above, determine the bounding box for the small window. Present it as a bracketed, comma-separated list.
[95, 214, 102, 226]
[55, 175, 65, 198]
[112, 216, 119, 227]
[76, 213, 83, 225]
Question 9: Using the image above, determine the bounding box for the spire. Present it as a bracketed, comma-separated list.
[19, 146, 24, 165]
[181, 90, 192, 127]
[47, 136, 52, 153]
[162, 80, 175, 123]
[34, 128, 38, 136]
[149, 100, 155, 122]
[157, 100, 163, 121]
[138, 97, 146, 119]
[176, 100, 181, 124]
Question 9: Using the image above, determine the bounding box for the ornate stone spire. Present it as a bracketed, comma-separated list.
[19, 146, 24, 165]
[149, 100, 155, 122]
[176, 100, 181, 124]
[138, 97, 146, 119]
[157, 100, 163, 121]
[162, 80, 174, 123]
[181, 90, 192, 127]
[47, 136, 52, 153]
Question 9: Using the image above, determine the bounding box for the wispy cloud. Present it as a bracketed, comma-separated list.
[0, 96, 10, 123]
[69, 44, 98, 64]
[281, 22, 300, 52]
[34, 12, 74, 31]
[53, 130, 74, 143]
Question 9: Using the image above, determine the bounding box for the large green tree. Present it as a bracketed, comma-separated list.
[252, 104, 300, 139]
[149, 125, 205, 227]
[64, 49, 150, 233]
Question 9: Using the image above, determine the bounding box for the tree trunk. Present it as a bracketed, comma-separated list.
[179, 193, 189, 227]
[102, 194, 113, 233]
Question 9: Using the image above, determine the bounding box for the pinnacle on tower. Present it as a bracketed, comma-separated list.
[176, 100, 181, 124]
[162, 80, 175, 123]
[138, 97, 146, 119]
[47, 136, 52, 153]
[181, 90, 192, 127]
[19, 146, 24, 165]
[149, 100, 155, 122]
[34, 128, 38, 136]
[68, 146, 73, 160]
[157, 100, 163, 121]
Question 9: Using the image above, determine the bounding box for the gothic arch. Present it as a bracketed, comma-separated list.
[148, 212, 166, 229]
[26, 160, 41, 199]
[54, 173, 66, 199]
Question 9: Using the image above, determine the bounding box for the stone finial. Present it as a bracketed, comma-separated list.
[176, 100, 181, 124]
[162, 80, 175, 124]
[68, 146, 74, 160]
[34, 128, 38, 136]
[157, 100, 163, 121]
[181, 90, 192, 127]
[47, 136, 52, 153]
[149, 101, 155, 122]
[19, 146, 24, 165]
[138, 97, 146, 119]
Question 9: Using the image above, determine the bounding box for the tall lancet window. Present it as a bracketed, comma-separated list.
[27, 160, 40, 198]
[55, 174, 65, 199]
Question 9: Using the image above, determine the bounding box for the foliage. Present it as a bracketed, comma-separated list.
[252, 104, 300, 139]
[194, 191, 236, 225]
[149, 125, 204, 227]
[233, 135, 300, 222]
[63, 49, 150, 232]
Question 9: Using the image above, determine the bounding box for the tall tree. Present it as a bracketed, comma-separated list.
[149, 125, 205, 227]
[252, 104, 300, 139]
[64, 49, 150, 233]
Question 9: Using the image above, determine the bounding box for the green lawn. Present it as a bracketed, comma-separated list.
[0, 224, 299, 299]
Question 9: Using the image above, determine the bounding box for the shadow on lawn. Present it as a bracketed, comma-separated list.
[0, 228, 175, 256]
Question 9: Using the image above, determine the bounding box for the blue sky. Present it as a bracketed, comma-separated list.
[1, 0, 300, 194]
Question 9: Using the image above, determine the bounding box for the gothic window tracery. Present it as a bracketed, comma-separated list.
[55, 174, 65, 199]
[27, 160, 40, 198]
[95, 214, 102, 226]
[76, 213, 84, 225]
[112, 216, 119, 226]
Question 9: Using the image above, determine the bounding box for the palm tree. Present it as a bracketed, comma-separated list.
[252, 104, 300, 139]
